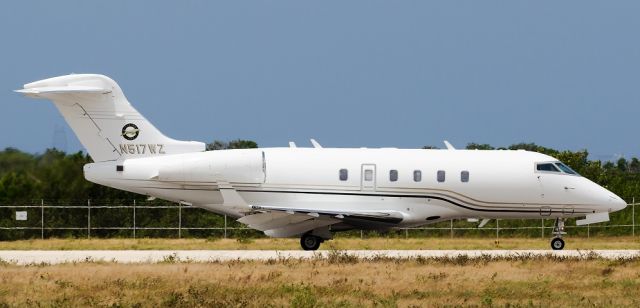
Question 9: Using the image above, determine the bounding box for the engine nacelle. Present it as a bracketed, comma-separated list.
[156, 149, 265, 184]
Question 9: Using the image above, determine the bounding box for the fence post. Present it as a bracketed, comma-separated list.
[587, 223, 590, 238]
[224, 215, 227, 239]
[41, 199, 44, 239]
[360, 230, 363, 239]
[178, 202, 182, 239]
[541, 219, 544, 238]
[133, 199, 136, 239]
[450, 220, 453, 238]
[633, 197, 635, 237]
[496, 219, 499, 239]
[405, 228, 409, 239]
[87, 199, 91, 239]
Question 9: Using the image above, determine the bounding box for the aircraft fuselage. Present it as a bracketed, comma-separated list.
[85, 147, 625, 228]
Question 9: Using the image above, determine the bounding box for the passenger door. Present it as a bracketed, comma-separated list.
[361, 164, 376, 191]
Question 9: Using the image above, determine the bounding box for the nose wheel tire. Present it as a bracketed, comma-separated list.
[550, 218, 566, 250]
[551, 237, 565, 250]
[300, 234, 322, 251]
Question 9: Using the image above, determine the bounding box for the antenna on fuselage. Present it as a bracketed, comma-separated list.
[288, 141, 297, 148]
[443, 140, 456, 150]
[310, 139, 323, 148]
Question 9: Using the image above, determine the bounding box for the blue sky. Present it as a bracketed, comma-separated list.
[1, 1, 638, 160]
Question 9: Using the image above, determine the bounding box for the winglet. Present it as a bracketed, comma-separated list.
[443, 140, 456, 150]
[310, 139, 323, 148]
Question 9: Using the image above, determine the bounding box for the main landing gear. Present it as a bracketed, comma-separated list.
[550, 218, 566, 250]
[300, 233, 324, 251]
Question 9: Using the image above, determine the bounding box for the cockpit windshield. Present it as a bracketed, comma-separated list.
[535, 162, 580, 176]
[536, 163, 560, 172]
[555, 162, 578, 175]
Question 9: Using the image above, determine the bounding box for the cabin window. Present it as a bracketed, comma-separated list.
[536, 163, 560, 172]
[364, 169, 373, 181]
[389, 170, 398, 182]
[413, 170, 422, 182]
[339, 169, 348, 181]
[437, 170, 445, 182]
[461, 171, 469, 182]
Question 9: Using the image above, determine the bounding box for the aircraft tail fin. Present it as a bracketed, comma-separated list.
[16, 74, 205, 162]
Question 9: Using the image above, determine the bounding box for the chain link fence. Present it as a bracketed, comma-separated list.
[0, 199, 637, 240]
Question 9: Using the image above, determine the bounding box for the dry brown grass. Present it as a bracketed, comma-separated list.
[0, 236, 638, 250]
[0, 255, 639, 307]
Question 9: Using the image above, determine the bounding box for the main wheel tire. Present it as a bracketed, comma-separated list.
[551, 237, 565, 250]
[300, 234, 321, 251]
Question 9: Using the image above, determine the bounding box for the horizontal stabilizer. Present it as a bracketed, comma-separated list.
[15, 85, 110, 97]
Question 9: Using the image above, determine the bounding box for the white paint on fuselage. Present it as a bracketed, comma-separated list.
[84, 147, 626, 227]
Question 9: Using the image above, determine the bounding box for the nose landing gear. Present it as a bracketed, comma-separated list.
[550, 218, 566, 250]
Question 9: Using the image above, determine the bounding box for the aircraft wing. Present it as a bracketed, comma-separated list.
[238, 205, 404, 238]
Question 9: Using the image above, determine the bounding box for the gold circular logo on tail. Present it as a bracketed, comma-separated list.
[121, 123, 139, 140]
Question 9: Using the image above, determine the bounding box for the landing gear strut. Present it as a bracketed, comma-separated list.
[550, 218, 566, 250]
[300, 233, 323, 251]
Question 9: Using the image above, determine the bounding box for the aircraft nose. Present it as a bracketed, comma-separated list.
[586, 179, 627, 213]
[608, 194, 627, 212]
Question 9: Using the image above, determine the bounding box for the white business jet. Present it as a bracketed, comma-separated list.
[16, 74, 627, 250]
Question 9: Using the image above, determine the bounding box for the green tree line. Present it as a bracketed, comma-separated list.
[0, 141, 639, 240]
[0, 140, 258, 240]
